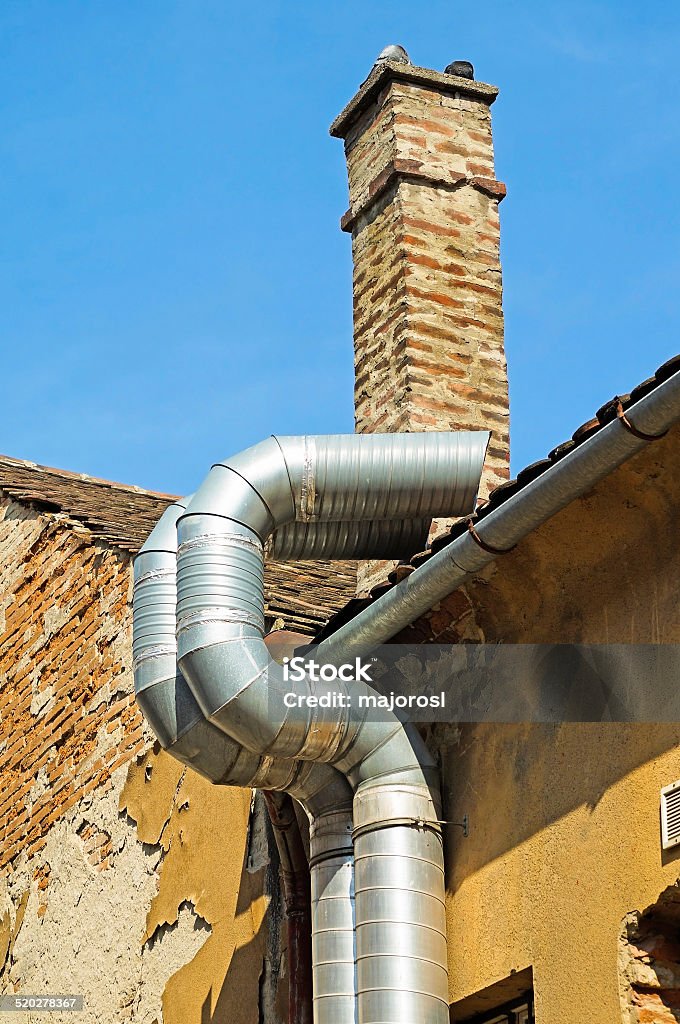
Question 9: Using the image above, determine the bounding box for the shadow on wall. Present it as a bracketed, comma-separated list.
[196, 814, 287, 1024]
[435, 722, 680, 884]
[423, 431, 680, 882]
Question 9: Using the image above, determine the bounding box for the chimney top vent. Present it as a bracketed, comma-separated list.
[444, 59, 475, 79]
[375, 44, 410, 66]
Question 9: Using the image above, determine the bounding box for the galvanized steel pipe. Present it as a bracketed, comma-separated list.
[133, 501, 356, 1024]
[173, 431, 487, 1024]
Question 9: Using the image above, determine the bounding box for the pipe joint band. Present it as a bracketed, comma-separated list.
[309, 846, 354, 869]
[132, 644, 176, 672]
[353, 782, 443, 834]
[178, 532, 263, 556]
[134, 567, 176, 586]
[295, 712, 351, 762]
[299, 436, 317, 521]
[176, 606, 265, 634]
[352, 815, 443, 842]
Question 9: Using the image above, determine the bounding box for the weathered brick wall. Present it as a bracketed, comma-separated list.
[620, 886, 680, 1024]
[333, 64, 510, 497]
[0, 498, 142, 873]
[0, 498, 281, 1023]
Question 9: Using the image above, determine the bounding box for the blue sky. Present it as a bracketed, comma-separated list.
[1, 2, 679, 494]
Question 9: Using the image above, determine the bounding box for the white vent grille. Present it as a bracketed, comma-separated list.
[661, 781, 680, 850]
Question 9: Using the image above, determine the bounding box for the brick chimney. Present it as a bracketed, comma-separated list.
[331, 55, 510, 507]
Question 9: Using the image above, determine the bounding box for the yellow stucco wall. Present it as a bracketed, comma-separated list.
[433, 427, 680, 1020]
[443, 724, 680, 1019]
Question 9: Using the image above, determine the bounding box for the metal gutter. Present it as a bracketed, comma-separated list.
[317, 368, 680, 663]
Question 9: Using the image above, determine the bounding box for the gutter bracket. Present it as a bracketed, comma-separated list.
[467, 520, 516, 556]
[449, 814, 469, 838]
[615, 397, 668, 442]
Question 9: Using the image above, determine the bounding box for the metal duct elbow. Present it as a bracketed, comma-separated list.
[134, 492, 358, 1024]
[175, 431, 488, 761]
[183, 430, 487, 531]
[133, 500, 316, 786]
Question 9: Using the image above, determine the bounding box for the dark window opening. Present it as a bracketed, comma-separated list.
[469, 995, 534, 1024]
[450, 967, 534, 1023]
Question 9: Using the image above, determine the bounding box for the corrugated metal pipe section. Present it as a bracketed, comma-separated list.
[133, 431, 488, 1024]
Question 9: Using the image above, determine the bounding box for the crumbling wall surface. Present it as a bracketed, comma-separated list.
[0, 497, 143, 872]
[620, 884, 680, 1023]
[0, 498, 281, 1023]
[119, 748, 285, 1024]
[0, 757, 210, 1023]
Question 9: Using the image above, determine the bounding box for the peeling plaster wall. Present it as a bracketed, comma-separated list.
[1, 760, 211, 1023]
[120, 748, 286, 1024]
[0, 498, 283, 1023]
[0, 498, 142, 871]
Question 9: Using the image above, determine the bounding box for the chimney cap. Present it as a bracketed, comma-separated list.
[330, 62, 498, 140]
[375, 44, 410, 66]
[445, 60, 474, 80]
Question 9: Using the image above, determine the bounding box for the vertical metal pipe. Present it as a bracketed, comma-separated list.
[351, 785, 447, 1023]
[133, 499, 358, 1024]
[288, 766, 356, 1024]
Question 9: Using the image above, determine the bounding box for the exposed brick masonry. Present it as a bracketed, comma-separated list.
[332, 62, 510, 497]
[0, 498, 142, 874]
